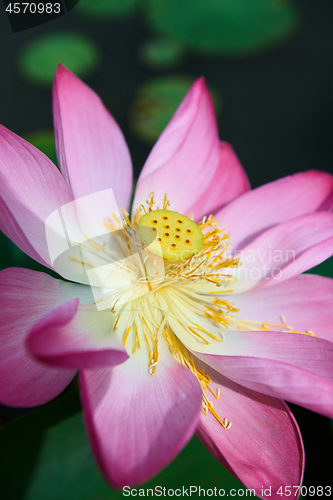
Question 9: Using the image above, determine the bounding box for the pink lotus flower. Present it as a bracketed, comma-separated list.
[1, 65, 333, 500]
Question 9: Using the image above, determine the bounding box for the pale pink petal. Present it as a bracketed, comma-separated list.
[263, 236, 333, 288]
[232, 273, 333, 342]
[0, 267, 91, 407]
[189, 141, 250, 221]
[27, 299, 128, 369]
[232, 212, 333, 292]
[53, 65, 133, 212]
[80, 344, 202, 487]
[132, 78, 220, 216]
[216, 170, 333, 254]
[196, 361, 303, 500]
[192, 331, 333, 418]
[0, 197, 44, 265]
[0, 125, 73, 267]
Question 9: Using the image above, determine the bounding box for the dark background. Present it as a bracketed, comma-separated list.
[0, 0, 332, 494]
[1, 0, 333, 187]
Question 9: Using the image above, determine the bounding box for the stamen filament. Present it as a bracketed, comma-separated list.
[113, 314, 121, 332]
[123, 327, 131, 347]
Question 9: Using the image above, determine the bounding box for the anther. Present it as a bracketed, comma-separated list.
[111, 298, 119, 313]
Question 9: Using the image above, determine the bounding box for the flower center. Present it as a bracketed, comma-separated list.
[68, 192, 316, 431]
[138, 209, 203, 261]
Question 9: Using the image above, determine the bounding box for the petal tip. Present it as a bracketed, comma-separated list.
[190, 76, 210, 100]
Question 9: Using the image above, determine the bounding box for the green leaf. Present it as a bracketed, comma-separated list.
[130, 178, 137, 209]
[147, 436, 248, 496]
[0, 389, 258, 499]
[0, 231, 30, 270]
[306, 256, 333, 279]
[139, 37, 185, 70]
[0, 229, 61, 276]
[18, 32, 101, 86]
[24, 417, 112, 500]
[145, 0, 300, 57]
[76, 0, 139, 19]
[23, 130, 58, 166]
[129, 75, 222, 144]
[0, 391, 82, 500]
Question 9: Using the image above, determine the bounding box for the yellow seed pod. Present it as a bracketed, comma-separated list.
[138, 209, 203, 261]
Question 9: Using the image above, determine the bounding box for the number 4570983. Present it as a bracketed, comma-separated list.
[277, 485, 331, 497]
[5, 3, 61, 14]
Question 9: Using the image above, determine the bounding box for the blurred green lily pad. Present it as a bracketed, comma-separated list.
[129, 75, 222, 144]
[76, 0, 139, 19]
[139, 37, 185, 70]
[0, 390, 253, 500]
[24, 130, 58, 166]
[145, 0, 300, 57]
[18, 32, 100, 86]
[307, 256, 333, 279]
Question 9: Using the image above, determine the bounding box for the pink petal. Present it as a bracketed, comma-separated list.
[232, 273, 333, 342]
[232, 212, 333, 292]
[193, 331, 333, 418]
[0, 267, 91, 407]
[53, 64, 133, 212]
[80, 344, 203, 487]
[189, 141, 250, 221]
[196, 361, 304, 500]
[27, 299, 128, 369]
[216, 170, 333, 254]
[132, 78, 221, 216]
[0, 124, 73, 267]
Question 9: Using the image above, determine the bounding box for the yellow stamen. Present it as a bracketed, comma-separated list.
[113, 314, 121, 332]
[92, 298, 104, 305]
[162, 193, 171, 210]
[123, 327, 131, 347]
[193, 323, 224, 342]
[111, 298, 119, 313]
[188, 327, 210, 345]
[142, 316, 155, 340]
[133, 323, 141, 354]
[122, 209, 133, 230]
[146, 193, 155, 211]
[83, 234, 105, 253]
[228, 315, 317, 337]
[73, 242, 98, 255]
[68, 256, 93, 266]
[163, 327, 231, 430]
